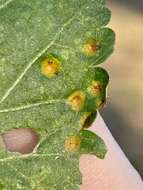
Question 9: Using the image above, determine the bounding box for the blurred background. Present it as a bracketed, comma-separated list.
[101, 0, 143, 177]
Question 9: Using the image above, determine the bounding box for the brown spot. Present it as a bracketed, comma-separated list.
[65, 136, 81, 152]
[83, 40, 100, 56]
[2, 128, 39, 154]
[80, 112, 97, 129]
[67, 91, 86, 112]
[88, 81, 103, 97]
[96, 98, 106, 109]
[41, 57, 61, 77]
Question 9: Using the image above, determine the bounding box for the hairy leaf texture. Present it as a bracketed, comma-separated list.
[0, 0, 115, 189]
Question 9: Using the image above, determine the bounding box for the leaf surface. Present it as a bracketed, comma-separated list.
[0, 0, 115, 189]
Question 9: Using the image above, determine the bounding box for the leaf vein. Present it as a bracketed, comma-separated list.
[0, 99, 64, 113]
[0, 153, 61, 162]
[0, 13, 77, 104]
[0, 0, 13, 10]
[6, 162, 32, 187]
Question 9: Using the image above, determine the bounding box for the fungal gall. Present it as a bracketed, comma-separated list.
[65, 136, 81, 152]
[80, 112, 97, 129]
[67, 91, 85, 112]
[87, 81, 104, 97]
[41, 56, 61, 77]
[83, 39, 100, 56]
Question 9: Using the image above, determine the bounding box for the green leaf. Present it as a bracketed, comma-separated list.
[79, 130, 107, 159]
[0, 0, 115, 189]
[0, 182, 4, 190]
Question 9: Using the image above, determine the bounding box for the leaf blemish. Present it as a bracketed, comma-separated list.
[80, 112, 97, 129]
[87, 81, 104, 97]
[96, 98, 106, 109]
[67, 91, 85, 112]
[65, 136, 81, 152]
[41, 56, 61, 78]
[82, 39, 100, 56]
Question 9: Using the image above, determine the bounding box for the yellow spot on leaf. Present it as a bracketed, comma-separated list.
[83, 39, 100, 56]
[87, 81, 103, 97]
[67, 91, 85, 112]
[65, 136, 81, 152]
[41, 56, 61, 77]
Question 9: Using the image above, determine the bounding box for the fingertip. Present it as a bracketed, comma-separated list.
[2, 128, 39, 154]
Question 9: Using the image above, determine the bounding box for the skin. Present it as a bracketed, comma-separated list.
[0, 114, 143, 189]
[80, 114, 143, 190]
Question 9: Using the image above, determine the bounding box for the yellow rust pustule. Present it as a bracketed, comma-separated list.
[87, 81, 104, 97]
[41, 57, 61, 77]
[83, 39, 100, 56]
[67, 91, 85, 112]
[65, 136, 81, 152]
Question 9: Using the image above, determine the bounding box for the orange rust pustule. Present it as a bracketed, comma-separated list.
[83, 40, 100, 56]
[65, 136, 81, 152]
[41, 57, 61, 77]
[67, 91, 85, 112]
[88, 81, 104, 97]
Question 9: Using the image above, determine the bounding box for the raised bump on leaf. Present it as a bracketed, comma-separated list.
[41, 56, 61, 78]
[80, 112, 97, 129]
[65, 136, 81, 152]
[87, 80, 104, 97]
[67, 91, 86, 112]
[82, 39, 100, 56]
